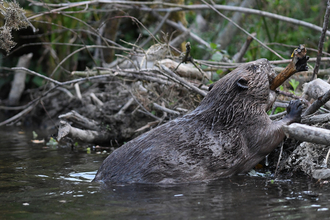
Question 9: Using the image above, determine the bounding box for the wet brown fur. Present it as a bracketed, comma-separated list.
[93, 59, 299, 184]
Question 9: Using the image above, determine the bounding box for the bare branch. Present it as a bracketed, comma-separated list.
[159, 64, 207, 97]
[28, 1, 330, 37]
[312, 0, 330, 80]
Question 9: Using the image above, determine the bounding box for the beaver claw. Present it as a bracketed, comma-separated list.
[286, 99, 303, 123]
[296, 56, 309, 72]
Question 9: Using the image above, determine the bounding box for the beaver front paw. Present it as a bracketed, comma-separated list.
[286, 99, 303, 123]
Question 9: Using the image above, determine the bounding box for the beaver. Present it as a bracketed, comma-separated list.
[93, 58, 302, 184]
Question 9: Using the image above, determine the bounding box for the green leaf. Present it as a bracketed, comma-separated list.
[210, 42, 217, 50]
[32, 131, 38, 139]
[46, 137, 58, 146]
[211, 53, 223, 62]
[289, 79, 300, 95]
[32, 76, 44, 87]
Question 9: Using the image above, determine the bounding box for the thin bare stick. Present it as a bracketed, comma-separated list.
[74, 83, 82, 100]
[325, 148, 330, 168]
[312, 0, 330, 80]
[139, 11, 171, 48]
[150, 10, 210, 49]
[0, 105, 35, 127]
[12, 67, 61, 85]
[117, 97, 135, 115]
[159, 65, 207, 96]
[275, 142, 284, 177]
[29, 1, 330, 36]
[153, 103, 180, 115]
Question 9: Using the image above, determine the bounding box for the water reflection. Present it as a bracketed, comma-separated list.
[0, 127, 330, 219]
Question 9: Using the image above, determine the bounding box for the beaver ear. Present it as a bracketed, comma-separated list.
[208, 83, 214, 91]
[237, 78, 249, 89]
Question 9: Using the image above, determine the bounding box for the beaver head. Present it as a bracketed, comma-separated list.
[197, 59, 276, 128]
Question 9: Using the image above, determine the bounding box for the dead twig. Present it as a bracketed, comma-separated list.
[175, 42, 208, 80]
[139, 11, 171, 48]
[158, 64, 207, 97]
[153, 103, 180, 115]
[116, 97, 135, 115]
[29, 1, 330, 37]
[275, 142, 284, 177]
[0, 104, 35, 126]
[150, 9, 210, 49]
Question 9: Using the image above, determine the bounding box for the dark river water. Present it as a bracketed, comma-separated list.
[1, 127, 330, 220]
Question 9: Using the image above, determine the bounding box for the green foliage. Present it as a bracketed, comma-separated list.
[32, 131, 38, 139]
[289, 78, 300, 94]
[268, 107, 285, 115]
[46, 137, 58, 146]
[1, 0, 326, 89]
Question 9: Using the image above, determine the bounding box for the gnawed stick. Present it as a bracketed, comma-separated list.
[270, 45, 309, 91]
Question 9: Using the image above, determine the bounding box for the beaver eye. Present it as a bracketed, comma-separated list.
[208, 83, 214, 91]
[237, 78, 249, 89]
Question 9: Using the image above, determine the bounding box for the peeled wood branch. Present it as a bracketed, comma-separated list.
[153, 103, 180, 115]
[302, 113, 330, 125]
[8, 53, 33, 106]
[282, 123, 330, 146]
[58, 110, 100, 130]
[57, 120, 111, 144]
[159, 59, 210, 80]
